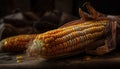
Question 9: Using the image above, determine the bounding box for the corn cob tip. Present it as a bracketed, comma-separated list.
[27, 39, 43, 57]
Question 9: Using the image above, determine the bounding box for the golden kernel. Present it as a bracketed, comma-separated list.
[17, 60, 23, 63]
[16, 56, 23, 60]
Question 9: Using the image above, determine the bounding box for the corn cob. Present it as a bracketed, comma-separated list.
[0, 34, 37, 52]
[27, 20, 108, 58]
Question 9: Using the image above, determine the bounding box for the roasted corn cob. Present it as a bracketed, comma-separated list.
[0, 34, 36, 52]
[27, 20, 108, 58]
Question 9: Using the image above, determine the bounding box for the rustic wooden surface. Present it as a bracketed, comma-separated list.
[1, 49, 120, 69]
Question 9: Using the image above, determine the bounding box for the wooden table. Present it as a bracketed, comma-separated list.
[1, 50, 120, 69]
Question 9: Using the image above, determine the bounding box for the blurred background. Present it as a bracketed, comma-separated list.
[0, 0, 119, 17]
[0, 0, 119, 40]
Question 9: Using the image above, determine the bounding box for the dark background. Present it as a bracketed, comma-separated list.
[0, 0, 119, 17]
[73, 0, 120, 16]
